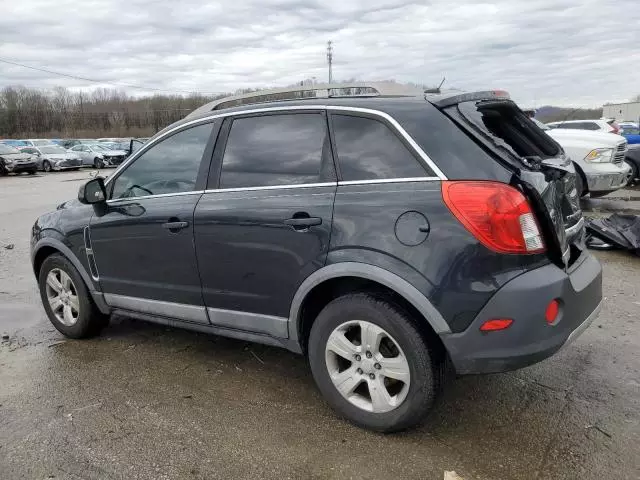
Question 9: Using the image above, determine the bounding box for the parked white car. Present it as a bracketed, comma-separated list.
[546, 119, 621, 135]
[533, 119, 630, 197]
[68, 143, 129, 168]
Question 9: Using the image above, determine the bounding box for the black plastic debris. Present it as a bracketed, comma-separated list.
[586, 214, 640, 256]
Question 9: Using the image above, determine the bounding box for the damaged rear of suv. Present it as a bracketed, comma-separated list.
[30, 84, 602, 432]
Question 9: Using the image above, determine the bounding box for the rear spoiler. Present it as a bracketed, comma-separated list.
[426, 90, 511, 108]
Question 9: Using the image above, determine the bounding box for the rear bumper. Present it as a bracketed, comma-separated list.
[440, 252, 602, 374]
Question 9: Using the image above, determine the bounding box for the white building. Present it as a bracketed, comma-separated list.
[602, 101, 640, 123]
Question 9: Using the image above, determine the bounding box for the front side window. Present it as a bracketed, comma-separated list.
[219, 113, 330, 189]
[111, 123, 213, 199]
[331, 114, 428, 181]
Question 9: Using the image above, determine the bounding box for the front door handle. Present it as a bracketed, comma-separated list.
[284, 216, 322, 230]
[162, 220, 189, 232]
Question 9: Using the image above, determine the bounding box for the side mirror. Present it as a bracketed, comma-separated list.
[78, 177, 107, 204]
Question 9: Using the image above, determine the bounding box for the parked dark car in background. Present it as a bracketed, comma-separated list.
[30, 84, 602, 433]
[0, 143, 38, 175]
[20, 145, 82, 172]
[625, 144, 640, 183]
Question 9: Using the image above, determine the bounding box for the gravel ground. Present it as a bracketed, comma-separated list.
[1, 170, 639, 480]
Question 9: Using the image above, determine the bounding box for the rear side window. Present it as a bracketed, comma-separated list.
[456, 101, 561, 160]
[219, 113, 331, 189]
[331, 114, 428, 181]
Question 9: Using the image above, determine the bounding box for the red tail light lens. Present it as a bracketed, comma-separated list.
[545, 299, 560, 324]
[480, 318, 513, 331]
[442, 181, 545, 254]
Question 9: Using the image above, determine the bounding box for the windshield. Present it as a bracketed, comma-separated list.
[32, 140, 53, 146]
[91, 144, 108, 151]
[0, 144, 20, 154]
[39, 145, 67, 154]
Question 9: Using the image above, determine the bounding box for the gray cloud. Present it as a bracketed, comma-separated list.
[1, 0, 639, 106]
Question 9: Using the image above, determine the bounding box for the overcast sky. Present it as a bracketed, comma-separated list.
[1, 0, 639, 107]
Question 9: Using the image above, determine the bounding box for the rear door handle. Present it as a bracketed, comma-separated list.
[284, 217, 322, 229]
[162, 221, 189, 232]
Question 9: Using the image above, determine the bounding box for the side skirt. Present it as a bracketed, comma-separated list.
[111, 308, 303, 354]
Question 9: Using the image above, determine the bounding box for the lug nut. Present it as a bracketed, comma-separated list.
[355, 354, 361, 361]
[366, 351, 372, 358]
[356, 368, 363, 374]
[374, 363, 381, 370]
[369, 373, 375, 379]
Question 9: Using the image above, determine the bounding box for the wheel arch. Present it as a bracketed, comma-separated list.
[32, 238, 110, 314]
[289, 262, 451, 353]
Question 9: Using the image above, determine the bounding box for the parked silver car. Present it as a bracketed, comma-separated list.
[19, 145, 82, 172]
[69, 143, 128, 168]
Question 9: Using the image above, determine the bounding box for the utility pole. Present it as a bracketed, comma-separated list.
[326, 41, 333, 84]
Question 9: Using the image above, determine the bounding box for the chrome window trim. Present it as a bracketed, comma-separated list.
[338, 177, 441, 186]
[106, 190, 205, 204]
[203, 182, 336, 194]
[105, 104, 448, 192]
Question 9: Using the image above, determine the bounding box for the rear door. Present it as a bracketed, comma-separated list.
[194, 111, 336, 337]
[89, 120, 218, 323]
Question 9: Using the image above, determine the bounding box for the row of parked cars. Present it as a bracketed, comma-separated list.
[527, 117, 640, 196]
[0, 137, 148, 176]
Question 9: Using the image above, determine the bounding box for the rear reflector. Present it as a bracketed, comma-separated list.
[480, 319, 513, 332]
[442, 181, 545, 254]
[545, 299, 560, 324]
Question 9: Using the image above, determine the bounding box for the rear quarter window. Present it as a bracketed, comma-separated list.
[330, 114, 430, 181]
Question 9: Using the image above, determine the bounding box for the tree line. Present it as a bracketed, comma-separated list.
[0, 86, 223, 138]
[1, 83, 628, 138]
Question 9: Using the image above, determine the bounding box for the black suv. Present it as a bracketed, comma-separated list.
[31, 83, 602, 432]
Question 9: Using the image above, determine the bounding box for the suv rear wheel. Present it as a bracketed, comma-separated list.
[308, 293, 442, 432]
[38, 253, 109, 338]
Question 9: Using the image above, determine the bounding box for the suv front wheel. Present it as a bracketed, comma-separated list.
[38, 253, 109, 338]
[308, 293, 442, 432]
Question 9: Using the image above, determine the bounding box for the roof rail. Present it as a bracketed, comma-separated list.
[185, 81, 423, 118]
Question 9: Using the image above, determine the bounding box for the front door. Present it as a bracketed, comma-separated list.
[194, 112, 336, 337]
[90, 121, 218, 323]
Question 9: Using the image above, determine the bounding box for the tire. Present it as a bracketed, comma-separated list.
[94, 158, 104, 169]
[27, 170, 37, 175]
[43, 160, 52, 172]
[574, 169, 586, 198]
[625, 160, 638, 184]
[38, 253, 109, 339]
[308, 293, 444, 432]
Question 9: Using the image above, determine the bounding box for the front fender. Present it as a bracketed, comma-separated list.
[32, 237, 110, 314]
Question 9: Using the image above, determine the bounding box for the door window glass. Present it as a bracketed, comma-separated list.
[111, 123, 212, 199]
[219, 113, 329, 188]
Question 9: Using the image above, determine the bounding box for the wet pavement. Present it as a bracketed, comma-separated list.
[1, 171, 639, 480]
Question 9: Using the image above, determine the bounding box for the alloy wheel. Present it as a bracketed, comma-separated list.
[45, 268, 80, 326]
[325, 320, 411, 413]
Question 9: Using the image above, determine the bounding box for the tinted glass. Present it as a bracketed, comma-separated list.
[111, 123, 212, 199]
[220, 113, 328, 188]
[331, 114, 427, 180]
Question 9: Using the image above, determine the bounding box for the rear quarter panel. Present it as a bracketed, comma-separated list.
[329, 181, 528, 332]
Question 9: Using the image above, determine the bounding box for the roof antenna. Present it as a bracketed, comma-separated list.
[424, 77, 446, 95]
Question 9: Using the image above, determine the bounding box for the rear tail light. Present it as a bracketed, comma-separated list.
[442, 181, 545, 254]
